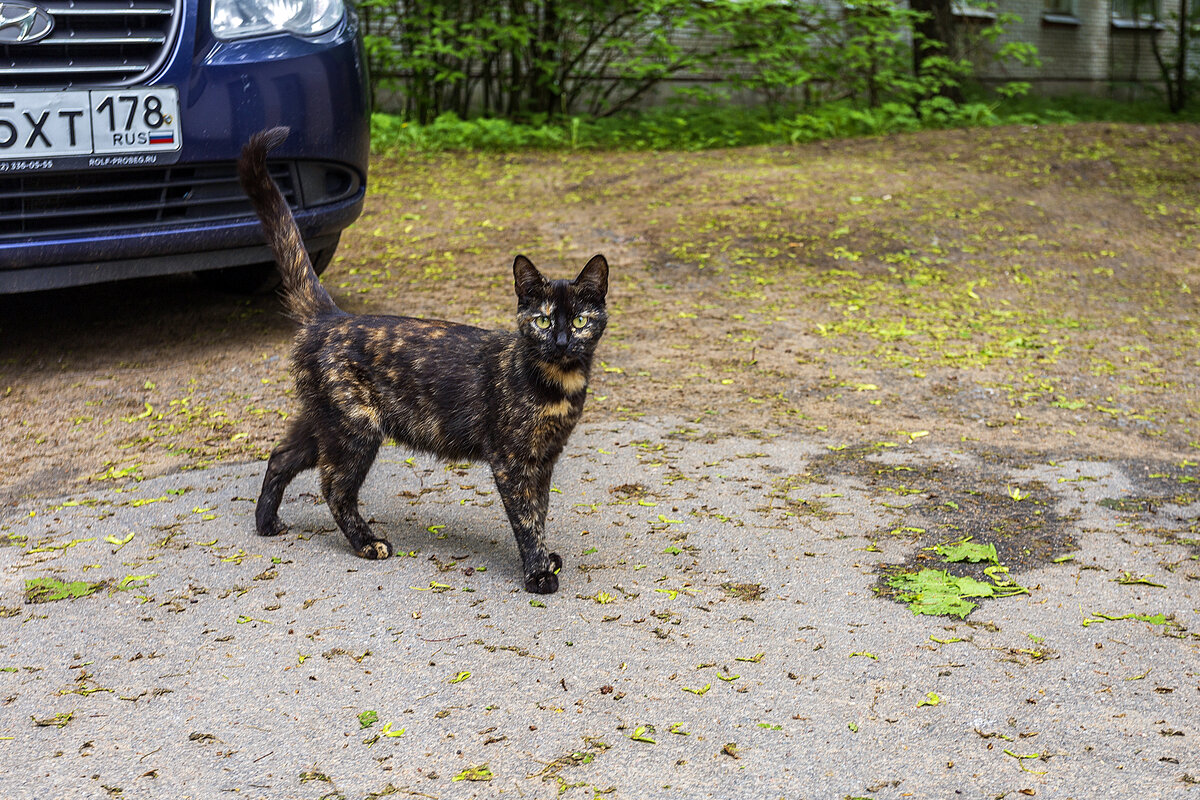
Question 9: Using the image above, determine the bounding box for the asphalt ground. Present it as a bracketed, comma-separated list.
[1, 418, 1197, 799]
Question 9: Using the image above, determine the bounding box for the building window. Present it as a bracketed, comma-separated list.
[1043, 0, 1079, 25]
[1112, 0, 1158, 22]
[952, 1, 998, 20]
[1111, 0, 1164, 30]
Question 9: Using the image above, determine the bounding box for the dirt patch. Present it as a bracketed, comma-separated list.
[1, 123, 1198, 513]
[1095, 458, 1200, 554]
[819, 446, 1072, 557]
[780, 443, 1074, 616]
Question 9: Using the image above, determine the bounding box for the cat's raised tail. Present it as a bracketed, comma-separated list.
[238, 126, 339, 320]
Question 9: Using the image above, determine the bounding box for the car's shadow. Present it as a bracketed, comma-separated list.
[0, 273, 299, 510]
[0, 273, 292, 369]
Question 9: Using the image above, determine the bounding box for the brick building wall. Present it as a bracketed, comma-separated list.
[966, 0, 1185, 95]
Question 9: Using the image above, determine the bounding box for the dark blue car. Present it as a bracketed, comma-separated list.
[0, 0, 370, 293]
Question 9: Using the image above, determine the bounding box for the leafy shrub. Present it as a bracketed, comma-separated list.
[370, 96, 1089, 155]
[356, 0, 1036, 122]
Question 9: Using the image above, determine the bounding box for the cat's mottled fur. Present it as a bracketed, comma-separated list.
[238, 127, 608, 594]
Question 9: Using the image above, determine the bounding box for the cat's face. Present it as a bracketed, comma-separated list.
[514, 254, 609, 366]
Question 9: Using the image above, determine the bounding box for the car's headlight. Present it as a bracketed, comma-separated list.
[211, 0, 344, 40]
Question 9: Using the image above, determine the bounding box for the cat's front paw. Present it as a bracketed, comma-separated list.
[525, 552, 562, 593]
[257, 516, 287, 537]
[355, 538, 394, 560]
[524, 569, 559, 595]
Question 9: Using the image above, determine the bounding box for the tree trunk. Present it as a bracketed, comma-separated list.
[910, 0, 963, 103]
[1175, 0, 1190, 112]
[1148, 0, 1191, 112]
[508, 0, 526, 117]
[534, 0, 564, 115]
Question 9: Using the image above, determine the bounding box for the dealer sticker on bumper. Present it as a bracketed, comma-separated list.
[0, 87, 181, 171]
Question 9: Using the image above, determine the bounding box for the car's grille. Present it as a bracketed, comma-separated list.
[0, 161, 365, 242]
[0, 0, 182, 89]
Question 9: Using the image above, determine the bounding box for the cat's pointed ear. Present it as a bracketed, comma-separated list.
[513, 255, 547, 303]
[573, 254, 609, 302]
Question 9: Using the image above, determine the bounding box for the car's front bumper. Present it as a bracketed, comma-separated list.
[0, 5, 370, 292]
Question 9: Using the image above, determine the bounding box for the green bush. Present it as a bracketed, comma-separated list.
[986, 92, 1200, 124]
[369, 87, 1200, 155]
[356, 0, 1035, 123]
[371, 95, 1087, 155]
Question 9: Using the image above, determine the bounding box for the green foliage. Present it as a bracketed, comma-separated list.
[888, 569, 996, 618]
[355, 0, 1035, 122]
[989, 91, 1200, 124]
[369, 102, 1009, 153]
[889, 532, 1027, 618]
[832, 0, 927, 108]
[1140, 0, 1200, 113]
[356, 0, 739, 121]
[696, 0, 826, 116]
[368, 99, 1038, 154]
[933, 540, 999, 564]
[372, 112, 571, 151]
[369, 85, 1200, 154]
[24, 577, 103, 603]
[888, 567, 1027, 618]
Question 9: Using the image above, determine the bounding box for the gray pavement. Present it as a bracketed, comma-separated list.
[1, 418, 1197, 799]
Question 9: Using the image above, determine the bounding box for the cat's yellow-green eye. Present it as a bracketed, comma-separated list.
[534, 315, 551, 330]
[571, 315, 587, 329]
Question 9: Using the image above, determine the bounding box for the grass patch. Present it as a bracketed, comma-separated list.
[370, 93, 1200, 154]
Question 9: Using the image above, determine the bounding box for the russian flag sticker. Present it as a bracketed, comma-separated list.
[149, 132, 175, 146]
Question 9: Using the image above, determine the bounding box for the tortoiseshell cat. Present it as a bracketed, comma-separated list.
[238, 127, 608, 594]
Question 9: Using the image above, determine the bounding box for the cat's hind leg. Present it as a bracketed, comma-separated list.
[319, 430, 391, 559]
[256, 416, 319, 537]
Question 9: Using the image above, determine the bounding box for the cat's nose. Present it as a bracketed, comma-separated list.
[556, 330, 569, 349]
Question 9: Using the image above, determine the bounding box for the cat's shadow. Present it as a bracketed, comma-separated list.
[274, 460, 526, 586]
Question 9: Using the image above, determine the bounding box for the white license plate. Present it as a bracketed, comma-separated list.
[0, 87, 181, 162]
